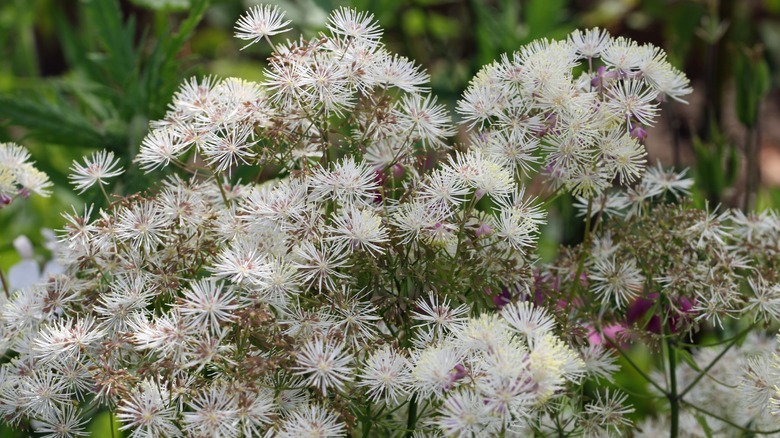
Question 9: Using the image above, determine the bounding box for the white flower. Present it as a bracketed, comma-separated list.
[34, 404, 88, 438]
[136, 128, 187, 172]
[293, 337, 354, 395]
[201, 124, 257, 174]
[117, 379, 181, 438]
[583, 389, 635, 434]
[745, 275, 780, 323]
[68, 150, 124, 194]
[435, 390, 500, 437]
[411, 345, 463, 398]
[501, 301, 556, 341]
[494, 196, 546, 252]
[590, 256, 644, 308]
[115, 200, 169, 251]
[358, 345, 412, 404]
[326, 206, 388, 255]
[293, 240, 352, 292]
[182, 384, 239, 438]
[606, 79, 659, 126]
[311, 157, 378, 208]
[179, 278, 239, 333]
[234, 4, 292, 49]
[276, 404, 346, 438]
[326, 7, 382, 42]
[396, 94, 455, 148]
[412, 293, 469, 336]
[209, 241, 271, 285]
[569, 28, 611, 60]
[33, 316, 105, 364]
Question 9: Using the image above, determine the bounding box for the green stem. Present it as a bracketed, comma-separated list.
[681, 399, 780, 434]
[214, 172, 232, 208]
[603, 334, 666, 394]
[0, 267, 9, 298]
[667, 339, 679, 438]
[678, 322, 757, 399]
[362, 401, 372, 437]
[405, 393, 418, 437]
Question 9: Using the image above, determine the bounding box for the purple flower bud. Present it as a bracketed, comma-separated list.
[0, 193, 11, 206]
[630, 124, 648, 141]
[475, 223, 493, 238]
[450, 364, 468, 383]
[491, 287, 511, 309]
[391, 164, 404, 180]
[474, 189, 485, 201]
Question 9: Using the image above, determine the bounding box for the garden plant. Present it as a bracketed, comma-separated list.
[1, 2, 780, 437]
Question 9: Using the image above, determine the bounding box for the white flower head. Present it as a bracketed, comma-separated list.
[234, 4, 292, 49]
[68, 150, 124, 194]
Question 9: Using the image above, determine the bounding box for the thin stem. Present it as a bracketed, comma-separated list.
[110, 408, 116, 438]
[0, 267, 9, 298]
[99, 182, 112, 206]
[682, 399, 780, 434]
[667, 339, 679, 438]
[602, 334, 666, 394]
[404, 393, 418, 437]
[214, 172, 232, 208]
[678, 322, 757, 399]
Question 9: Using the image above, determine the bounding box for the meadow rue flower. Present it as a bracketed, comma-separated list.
[0, 5, 712, 437]
[68, 149, 124, 194]
[234, 4, 291, 49]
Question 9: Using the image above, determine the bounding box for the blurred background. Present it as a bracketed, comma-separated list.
[0, 0, 779, 434]
[2, 0, 780, 282]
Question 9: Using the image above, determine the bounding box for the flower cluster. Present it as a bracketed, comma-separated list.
[0, 142, 52, 207]
[0, 4, 713, 437]
[460, 29, 692, 197]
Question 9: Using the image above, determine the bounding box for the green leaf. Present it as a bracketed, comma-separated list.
[0, 94, 120, 151]
[677, 348, 701, 372]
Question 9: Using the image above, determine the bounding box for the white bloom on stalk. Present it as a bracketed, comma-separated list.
[745, 275, 780, 323]
[234, 4, 291, 49]
[182, 384, 239, 438]
[34, 405, 89, 437]
[326, 206, 388, 255]
[568, 28, 611, 60]
[435, 390, 500, 437]
[501, 301, 556, 341]
[68, 150, 124, 194]
[179, 278, 239, 333]
[293, 337, 354, 396]
[117, 379, 181, 438]
[326, 7, 382, 42]
[606, 79, 659, 127]
[136, 128, 187, 172]
[276, 404, 346, 438]
[358, 345, 412, 404]
[589, 256, 644, 308]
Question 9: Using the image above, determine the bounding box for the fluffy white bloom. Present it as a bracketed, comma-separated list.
[68, 150, 124, 194]
[589, 256, 644, 308]
[326, 206, 388, 255]
[435, 390, 500, 437]
[358, 345, 412, 404]
[182, 384, 239, 438]
[327, 7, 382, 42]
[179, 278, 239, 333]
[117, 379, 181, 438]
[276, 404, 346, 438]
[500, 301, 556, 341]
[293, 337, 354, 395]
[569, 28, 611, 60]
[234, 4, 291, 49]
